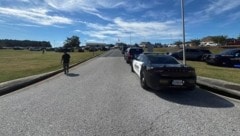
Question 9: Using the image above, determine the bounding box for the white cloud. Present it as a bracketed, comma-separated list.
[0, 7, 73, 26]
[113, 17, 181, 37]
[203, 0, 240, 15]
[227, 11, 240, 22]
[43, 0, 162, 21]
[188, 0, 240, 25]
[15, 23, 42, 27]
[19, 0, 30, 2]
[79, 17, 182, 43]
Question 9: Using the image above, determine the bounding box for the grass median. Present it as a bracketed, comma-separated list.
[0, 49, 104, 83]
[152, 47, 240, 84]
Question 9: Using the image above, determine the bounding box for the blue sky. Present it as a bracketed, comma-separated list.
[0, 0, 240, 47]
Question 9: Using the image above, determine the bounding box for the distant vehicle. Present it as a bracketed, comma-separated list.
[100, 46, 110, 51]
[55, 47, 74, 52]
[205, 48, 240, 67]
[169, 48, 212, 61]
[13, 46, 24, 50]
[29, 47, 41, 51]
[131, 53, 196, 90]
[45, 47, 55, 51]
[124, 47, 144, 63]
[77, 47, 85, 52]
[104, 46, 110, 50]
[205, 42, 219, 46]
[121, 45, 128, 54]
[89, 47, 97, 52]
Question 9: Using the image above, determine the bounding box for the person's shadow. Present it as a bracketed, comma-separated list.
[66, 73, 80, 77]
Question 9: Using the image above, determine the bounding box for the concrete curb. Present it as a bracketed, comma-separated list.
[197, 76, 240, 99]
[0, 70, 62, 95]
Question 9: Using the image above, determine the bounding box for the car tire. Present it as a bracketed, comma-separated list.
[187, 86, 195, 91]
[131, 63, 134, 72]
[140, 71, 149, 89]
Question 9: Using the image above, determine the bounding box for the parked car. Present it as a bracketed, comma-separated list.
[205, 48, 240, 67]
[29, 47, 41, 51]
[121, 45, 128, 54]
[205, 42, 219, 46]
[100, 46, 110, 51]
[89, 47, 97, 52]
[131, 53, 196, 90]
[77, 47, 85, 52]
[124, 47, 144, 63]
[55, 47, 74, 52]
[169, 48, 212, 61]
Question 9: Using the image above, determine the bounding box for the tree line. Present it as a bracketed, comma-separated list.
[174, 35, 240, 47]
[0, 39, 52, 48]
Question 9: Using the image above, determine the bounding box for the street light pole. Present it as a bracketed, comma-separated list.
[181, 0, 186, 65]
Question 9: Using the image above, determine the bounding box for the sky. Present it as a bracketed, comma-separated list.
[0, 0, 240, 47]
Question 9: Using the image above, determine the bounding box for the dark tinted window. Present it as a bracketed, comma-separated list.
[130, 48, 143, 54]
[200, 50, 211, 54]
[137, 54, 143, 61]
[186, 49, 199, 52]
[220, 49, 240, 55]
[147, 55, 179, 64]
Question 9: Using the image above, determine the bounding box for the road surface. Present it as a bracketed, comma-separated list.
[0, 49, 239, 136]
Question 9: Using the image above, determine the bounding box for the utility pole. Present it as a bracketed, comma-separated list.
[181, 0, 186, 65]
[130, 32, 132, 45]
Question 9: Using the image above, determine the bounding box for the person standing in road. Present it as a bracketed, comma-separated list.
[61, 51, 71, 74]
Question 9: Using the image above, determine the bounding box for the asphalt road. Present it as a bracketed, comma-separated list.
[0, 49, 239, 136]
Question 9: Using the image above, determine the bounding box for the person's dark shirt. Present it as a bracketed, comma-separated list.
[62, 53, 70, 63]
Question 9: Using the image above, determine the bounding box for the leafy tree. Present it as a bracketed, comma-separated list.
[64, 35, 80, 48]
[0, 39, 51, 48]
[212, 35, 227, 45]
[174, 40, 182, 47]
[190, 39, 200, 46]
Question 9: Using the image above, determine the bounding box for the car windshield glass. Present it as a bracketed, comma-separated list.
[147, 55, 179, 64]
[219, 49, 235, 55]
[130, 49, 143, 54]
[201, 50, 211, 54]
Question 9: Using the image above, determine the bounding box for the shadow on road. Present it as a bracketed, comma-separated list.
[147, 87, 234, 108]
[66, 73, 80, 77]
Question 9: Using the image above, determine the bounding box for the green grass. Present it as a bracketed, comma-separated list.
[1, 47, 240, 84]
[152, 47, 240, 84]
[0, 49, 104, 83]
[186, 61, 240, 84]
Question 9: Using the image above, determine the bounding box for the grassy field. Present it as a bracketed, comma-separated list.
[0, 49, 104, 83]
[153, 47, 240, 84]
[1, 47, 240, 84]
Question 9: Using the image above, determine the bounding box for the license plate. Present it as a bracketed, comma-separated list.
[172, 80, 184, 86]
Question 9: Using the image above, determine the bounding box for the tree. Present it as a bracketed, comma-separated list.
[174, 40, 182, 47]
[212, 35, 227, 45]
[64, 36, 80, 48]
[202, 35, 227, 45]
[0, 39, 51, 48]
[190, 39, 200, 46]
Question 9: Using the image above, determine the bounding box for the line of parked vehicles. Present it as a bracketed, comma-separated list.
[121, 46, 240, 91]
[168, 48, 240, 68]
